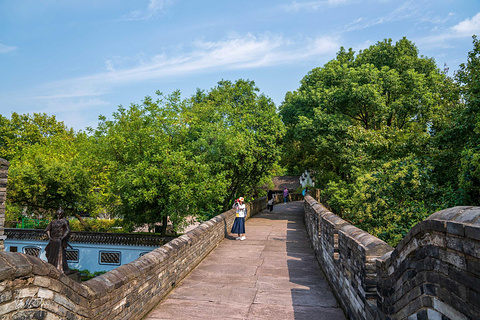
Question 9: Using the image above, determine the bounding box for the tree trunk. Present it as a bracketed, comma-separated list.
[160, 214, 168, 236]
[74, 213, 91, 231]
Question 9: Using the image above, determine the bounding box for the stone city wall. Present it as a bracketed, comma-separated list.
[304, 195, 480, 320]
[0, 197, 266, 319]
[0, 159, 9, 251]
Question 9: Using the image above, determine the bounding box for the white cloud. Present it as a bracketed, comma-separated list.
[352, 39, 375, 52]
[105, 60, 115, 72]
[17, 33, 338, 130]
[421, 12, 455, 26]
[0, 93, 110, 130]
[416, 12, 480, 48]
[308, 37, 341, 55]
[44, 99, 109, 130]
[345, 18, 365, 31]
[283, 0, 349, 12]
[122, 0, 173, 21]
[452, 12, 480, 36]
[34, 89, 107, 100]
[0, 43, 17, 54]
[36, 34, 339, 101]
[148, 0, 172, 13]
[344, 0, 417, 31]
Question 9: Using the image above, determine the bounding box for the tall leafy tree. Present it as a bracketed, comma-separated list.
[7, 132, 94, 218]
[0, 112, 72, 161]
[92, 91, 219, 235]
[3, 113, 84, 221]
[279, 38, 460, 246]
[455, 35, 480, 204]
[188, 79, 285, 210]
[280, 37, 445, 180]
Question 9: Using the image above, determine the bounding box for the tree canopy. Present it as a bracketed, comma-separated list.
[279, 37, 469, 245]
[0, 112, 73, 162]
[455, 35, 480, 204]
[0, 79, 284, 234]
[187, 79, 285, 209]
[90, 91, 215, 234]
[86, 80, 284, 234]
[8, 133, 93, 216]
[3, 36, 480, 246]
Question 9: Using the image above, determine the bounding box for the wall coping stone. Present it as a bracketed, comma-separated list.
[427, 206, 480, 225]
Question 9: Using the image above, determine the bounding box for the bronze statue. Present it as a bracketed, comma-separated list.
[44, 207, 71, 273]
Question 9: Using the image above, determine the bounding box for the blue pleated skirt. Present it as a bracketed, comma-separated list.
[231, 217, 245, 234]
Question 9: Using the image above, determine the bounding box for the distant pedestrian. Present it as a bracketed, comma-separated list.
[283, 187, 289, 203]
[231, 197, 246, 240]
[267, 190, 275, 211]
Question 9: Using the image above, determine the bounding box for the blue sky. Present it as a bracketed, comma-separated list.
[1, 0, 479, 131]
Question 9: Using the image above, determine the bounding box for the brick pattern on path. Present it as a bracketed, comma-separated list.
[144, 201, 347, 320]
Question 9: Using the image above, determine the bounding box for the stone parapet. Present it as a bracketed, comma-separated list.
[377, 206, 480, 319]
[304, 195, 480, 319]
[0, 197, 267, 319]
[0, 251, 90, 319]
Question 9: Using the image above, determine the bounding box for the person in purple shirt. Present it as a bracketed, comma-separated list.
[283, 187, 289, 203]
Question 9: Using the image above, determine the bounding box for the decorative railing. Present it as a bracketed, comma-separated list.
[5, 228, 175, 246]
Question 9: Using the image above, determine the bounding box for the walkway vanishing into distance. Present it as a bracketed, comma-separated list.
[145, 201, 347, 320]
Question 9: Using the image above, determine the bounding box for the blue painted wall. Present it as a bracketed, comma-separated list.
[4, 239, 158, 273]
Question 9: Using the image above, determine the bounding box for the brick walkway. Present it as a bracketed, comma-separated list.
[144, 201, 347, 320]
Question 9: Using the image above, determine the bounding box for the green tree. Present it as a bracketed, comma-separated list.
[2, 112, 94, 222]
[0, 112, 72, 161]
[455, 35, 480, 204]
[92, 91, 218, 235]
[280, 37, 444, 177]
[7, 132, 94, 218]
[188, 79, 285, 210]
[280, 37, 460, 246]
[325, 156, 437, 245]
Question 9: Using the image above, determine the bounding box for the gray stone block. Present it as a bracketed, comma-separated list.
[465, 225, 480, 241]
[446, 221, 465, 236]
[463, 238, 480, 259]
[446, 235, 464, 252]
[428, 207, 471, 221]
[12, 309, 47, 320]
[466, 256, 480, 277]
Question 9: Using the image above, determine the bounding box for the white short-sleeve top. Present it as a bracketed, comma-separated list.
[234, 203, 246, 218]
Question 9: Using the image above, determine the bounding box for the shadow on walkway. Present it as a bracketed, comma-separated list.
[144, 201, 347, 320]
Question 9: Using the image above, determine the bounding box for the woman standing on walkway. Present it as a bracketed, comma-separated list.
[231, 197, 246, 240]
